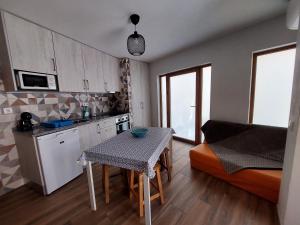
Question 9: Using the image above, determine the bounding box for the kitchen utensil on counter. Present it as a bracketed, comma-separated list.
[82, 106, 90, 120]
[91, 104, 97, 117]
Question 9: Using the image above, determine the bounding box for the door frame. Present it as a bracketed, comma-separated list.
[248, 44, 296, 124]
[159, 64, 211, 145]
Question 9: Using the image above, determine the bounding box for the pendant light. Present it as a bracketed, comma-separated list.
[127, 14, 145, 56]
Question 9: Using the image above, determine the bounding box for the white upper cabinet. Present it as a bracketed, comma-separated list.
[52, 33, 85, 92]
[82, 45, 104, 92]
[95, 51, 106, 93]
[140, 62, 151, 127]
[102, 53, 121, 92]
[130, 60, 143, 126]
[1, 11, 121, 94]
[3, 12, 56, 74]
[130, 60, 151, 127]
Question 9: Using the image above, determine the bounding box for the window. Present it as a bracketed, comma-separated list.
[249, 45, 296, 127]
[159, 64, 211, 144]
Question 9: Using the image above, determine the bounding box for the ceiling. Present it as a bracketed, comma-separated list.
[0, 0, 288, 62]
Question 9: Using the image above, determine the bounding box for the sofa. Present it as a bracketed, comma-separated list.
[189, 120, 285, 203]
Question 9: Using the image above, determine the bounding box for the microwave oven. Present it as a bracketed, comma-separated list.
[15, 71, 58, 91]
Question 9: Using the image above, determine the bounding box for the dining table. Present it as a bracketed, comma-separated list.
[78, 127, 174, 225]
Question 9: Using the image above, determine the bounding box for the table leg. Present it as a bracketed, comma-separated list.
[143, 174, 152, 225]
[86, 161, 97, 211]
[169, 137, 173, 168]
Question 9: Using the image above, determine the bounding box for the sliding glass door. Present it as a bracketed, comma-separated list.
[170, 72, 197, 141]
[201, 66, 211, 141]
[160, 64, 211, 144]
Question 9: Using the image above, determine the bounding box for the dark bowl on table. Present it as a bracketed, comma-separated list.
[131, 128, 148, 138]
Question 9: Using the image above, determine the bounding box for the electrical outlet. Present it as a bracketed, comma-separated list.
[3, 107, 13, 114]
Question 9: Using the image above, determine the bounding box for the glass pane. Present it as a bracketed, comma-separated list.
[201, 66, 211, 141]
[253, 48, 296, 127]
[170, 72, 196, 140]
[161, 76, 167, 127]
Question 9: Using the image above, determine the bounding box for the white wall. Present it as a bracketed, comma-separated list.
[149, 15, 297, 126]
[278, 23, 300, 225]
[287, 0, 300, 29]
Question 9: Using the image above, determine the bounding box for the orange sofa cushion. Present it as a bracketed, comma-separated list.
[189, 144, 282, 203]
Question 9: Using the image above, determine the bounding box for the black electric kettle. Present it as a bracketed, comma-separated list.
[17, 112, 33, 131]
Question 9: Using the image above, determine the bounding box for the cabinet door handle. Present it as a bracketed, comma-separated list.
[51, 58, 56, 71]
[104, 82, 108, 92]
[55, 133, 64, 138]
[83, 79, 86, 90]
[87, 80, 90, 90]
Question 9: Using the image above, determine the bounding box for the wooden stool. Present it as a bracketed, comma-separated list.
[159, 147, 172, 181]
[128, 164, 165, 217]
[102, 165, 127, 204]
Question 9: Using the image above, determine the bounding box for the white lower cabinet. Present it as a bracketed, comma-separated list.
[78, 119, 117, 152]
[100, 126, 117, 142]
[99, 117, 115, 129]
[78, 122, 101, 152]
[90, 122, 102, 147]
[78, 124, 91, 152]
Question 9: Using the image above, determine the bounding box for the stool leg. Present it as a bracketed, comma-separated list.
[138, 173, 144, 217]
[160, 154, 166, 168]
[103, 165, 110, 204]
[102, 165, 105, 191]
[120, 168, 127, 187]
[165, 150, 172, 182]
[156, 167, 165, 204]
[129, 170, 134, 201]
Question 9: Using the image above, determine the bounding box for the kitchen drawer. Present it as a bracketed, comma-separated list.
[99, 118, 115, 128]
[100, 125, 117, 142]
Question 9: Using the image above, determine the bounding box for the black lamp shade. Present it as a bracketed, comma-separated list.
[127, 31, 145, 56]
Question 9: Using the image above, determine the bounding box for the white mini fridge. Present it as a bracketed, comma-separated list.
[36, 127, 83, 194]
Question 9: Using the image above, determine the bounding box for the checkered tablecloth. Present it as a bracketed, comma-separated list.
[79, 127, 174, 178]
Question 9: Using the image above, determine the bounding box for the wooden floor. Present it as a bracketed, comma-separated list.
[0, 141, 279, 225]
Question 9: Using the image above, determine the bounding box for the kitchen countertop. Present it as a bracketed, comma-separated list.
[15, 113, 129, 137]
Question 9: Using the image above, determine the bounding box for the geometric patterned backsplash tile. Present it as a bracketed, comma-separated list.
[0, 91, 113, 196]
